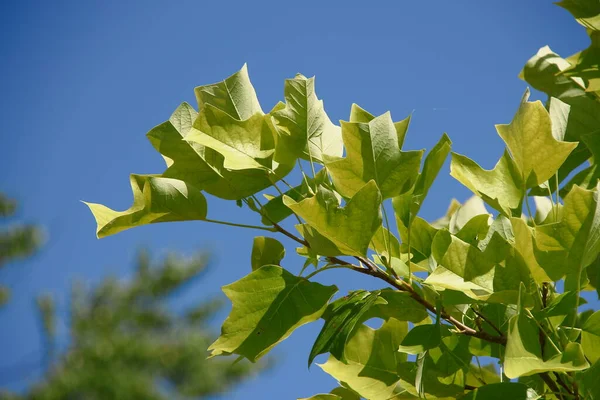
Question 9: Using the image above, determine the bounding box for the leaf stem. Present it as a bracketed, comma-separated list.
[303, 264, 352, 280]
[268, 216, 507, 346]
[204, 218, 276, 232]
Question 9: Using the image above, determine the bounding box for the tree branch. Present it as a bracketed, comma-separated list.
[271, 221, 507, 346]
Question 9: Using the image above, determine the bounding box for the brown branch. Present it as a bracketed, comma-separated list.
[471, 307, 504, 337]
[540, 373, 564, 400]
[271, 219, 507, 346]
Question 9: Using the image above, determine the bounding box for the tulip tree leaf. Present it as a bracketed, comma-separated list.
[520, 45, 600, 184]
[298, 395, 340, 400]
[187, 106, 275, 171]
[397, 323, 442, 355]
[84, 175, 208, 238]
[359, 289, 428, 323]
[283, 181, 382, 257]
[430, 230, 497, 292]
[557, 0, 600, 31]
[319, 318, 408, 400]
[496, 89, 577, 188]
[460, 382, 534, 400]
[510, 217, 552, 284]
[146, 103, 220, 189]
[194, 63, 262, 120]
[327, 111, 423, 199]
[393, 133, 452, 228]
[260, 169, 328, 225]
[309, 290, 380, 366]
[582, 310, 600, 364]
[450, 150, 523, 216]
[349, 103, 411, 148]
[534, 185, 600, 282]
[209, 265, 337, 362]
[272, 74, 342, 164]
[504, 285, 589, 379]
[251, 237, 285, 270]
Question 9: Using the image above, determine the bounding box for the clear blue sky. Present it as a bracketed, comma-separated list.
[0, 1, 589, 398]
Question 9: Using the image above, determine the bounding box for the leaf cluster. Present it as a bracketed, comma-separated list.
[85, 3, 600, 398]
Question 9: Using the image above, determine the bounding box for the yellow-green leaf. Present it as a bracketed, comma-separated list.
[319, 318, 408, 400]
[251, 236, 285, 271]
[209, 265, 337, 362]
[496, 89, 577, 188]
[272, 74, 342, 164]
[450, 150, 523, 216]
[283, 181, 382, 257]
[327, 111, 423, 199]
[84, 175, 207, 238]
[504, 285, 589, 378]
[194, 63, 263, 120]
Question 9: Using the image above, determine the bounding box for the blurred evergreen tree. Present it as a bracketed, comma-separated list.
[0, 193, 44, 306]
[2, 250, 264, 399]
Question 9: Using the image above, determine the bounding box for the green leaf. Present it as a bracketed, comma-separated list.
[397, 323, 441, 355]
[149, 103, 289, 201]
[260, 169, 328, 225]
[84, 175, 207, 238]
[504, 285, 589, 379]
[520, 45, 600, 181]
[557, 0, 600, 30]
[251, 237, 285, 270]
[394, 133, 452, 227]
[496, 89, 577, 188]
[350, 103, 411, 148]
[194, 64, 262, 120]
[370, 225, 401, 259]
[284, 181, 382, 257]
[580, 359, 600, 400]
[146, 102, 221, 189]
[430, 230, 497, 292]
[209, 265, 337, 362]
[298, 395, 340, 400]
[327, 111, 423, 199]
[563, 32, 600, 95]
[309, 290, 380, 365]
[450, 150, 523, 216]
[510, 217, 552, 284]
[534, 184, 600, 281]
[272, 74, 343, 164]
[360, 289, 429, 323]
[187, 106, 275, 171]
[582, 310, 600, 364]
[449, 196, 490, 234]
[296, 224, 342, 258]
[319, 318, 408, 400]
[460, 382, 535, 400]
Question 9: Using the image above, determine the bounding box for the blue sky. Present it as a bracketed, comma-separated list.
[0, 0, 590, 398]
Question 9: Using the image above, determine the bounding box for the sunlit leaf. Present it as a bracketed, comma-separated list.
[582, 310, 600, 364]
[496, 89, 577, 188]
[534, 185, 600, 282]
[284, 181, 382, 257]
[327, 110, 422, 199]
[309, 290, 380, 365]
[84, 175, 207, 238]
[251, 237, 285, 270]
[319, 318, 408, 400]
[272, 74, 342, 164]
[504, 285, 589, 378]
[194, 64, 263, 120]
[209, 265, 337, 361]
[450, 150, 523, 216]
[460, 382, 535, 400]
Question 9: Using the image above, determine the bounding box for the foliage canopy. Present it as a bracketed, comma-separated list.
[86, 3, 600, 399]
